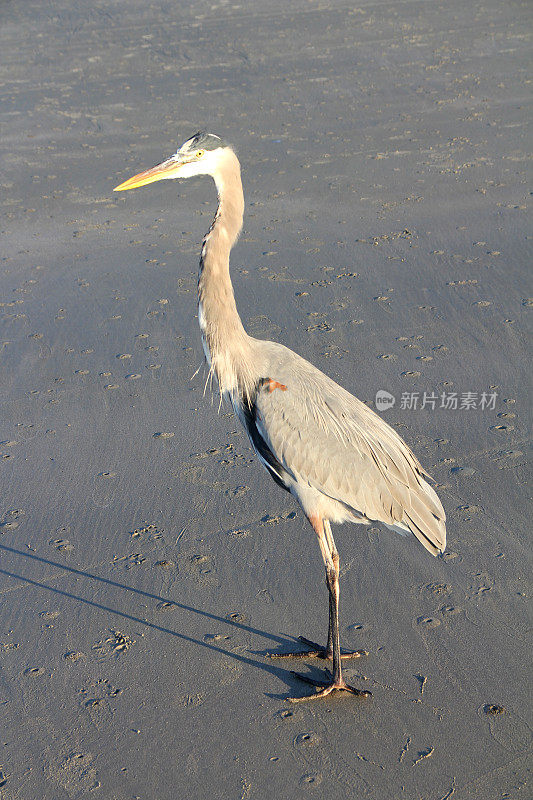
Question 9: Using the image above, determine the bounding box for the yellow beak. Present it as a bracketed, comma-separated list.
[113, 157, 184, 191]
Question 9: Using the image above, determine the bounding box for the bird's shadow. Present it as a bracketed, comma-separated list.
[0, 543, 309, 698]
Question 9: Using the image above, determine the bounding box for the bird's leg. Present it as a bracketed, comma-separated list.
[322, 520, 364, 660]
[282, 516, 371, 702]
[269, 519, 366, 662]
[289, 563, 370, 701]
[324, 521, 336, 656]
[325, 586, 334, 656]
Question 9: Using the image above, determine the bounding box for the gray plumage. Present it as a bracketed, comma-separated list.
[246, 341, 445, 556]
[115, 133, 446, 701]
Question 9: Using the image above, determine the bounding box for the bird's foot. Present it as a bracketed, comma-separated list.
[269, 636, 367, 661]
[288, 670, 372, 703]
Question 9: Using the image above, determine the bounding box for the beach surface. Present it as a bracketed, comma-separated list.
[1, 1, 531, 798]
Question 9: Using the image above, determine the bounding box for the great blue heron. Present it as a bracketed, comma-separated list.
[114, 132, 446, 701]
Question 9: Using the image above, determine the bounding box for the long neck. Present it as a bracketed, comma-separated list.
[198, 150, 255, 398]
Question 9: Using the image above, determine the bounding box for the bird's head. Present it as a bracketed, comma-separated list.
[113, 131, 230, 191]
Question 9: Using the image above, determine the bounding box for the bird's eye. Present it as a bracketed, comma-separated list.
[196, 149, 205, 158]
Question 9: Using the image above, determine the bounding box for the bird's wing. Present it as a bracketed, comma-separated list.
[251, 346, 446, 555]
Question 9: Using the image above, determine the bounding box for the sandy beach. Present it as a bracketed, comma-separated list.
[1, 1, 531, 798]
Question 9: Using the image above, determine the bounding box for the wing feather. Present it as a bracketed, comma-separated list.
[252, 344, 446, 554]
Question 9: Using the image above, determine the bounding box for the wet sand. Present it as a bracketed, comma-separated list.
[1, 1, 531, 798]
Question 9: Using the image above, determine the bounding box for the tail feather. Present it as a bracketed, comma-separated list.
[404, 483, 446, 556]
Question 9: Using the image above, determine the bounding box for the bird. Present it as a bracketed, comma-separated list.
[114, 131, 446, 702]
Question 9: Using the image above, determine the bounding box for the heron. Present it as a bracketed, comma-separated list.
[114, 132, 446, 702]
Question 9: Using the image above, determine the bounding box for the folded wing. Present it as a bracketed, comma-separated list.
[250, 346, 446, 555]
